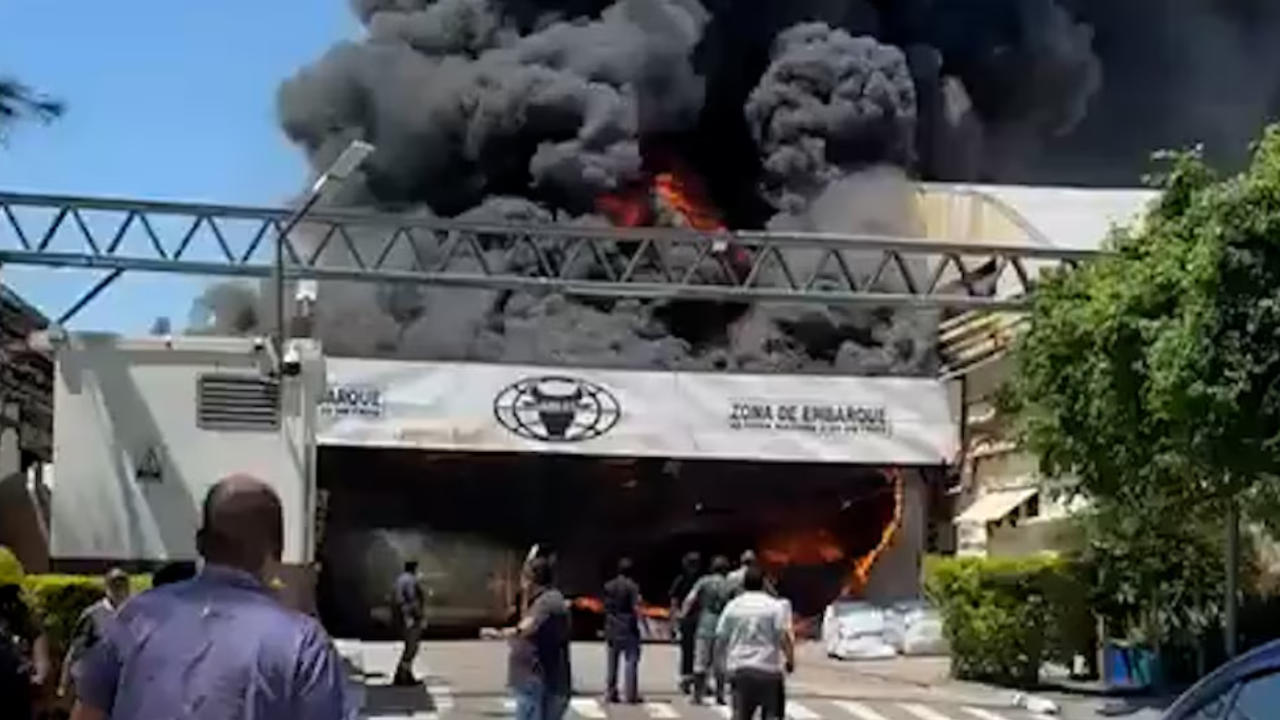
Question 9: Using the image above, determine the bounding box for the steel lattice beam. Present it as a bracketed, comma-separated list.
[0, 192, 1098, 311]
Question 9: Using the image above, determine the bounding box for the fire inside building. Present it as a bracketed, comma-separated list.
[312, 358, 954, 638]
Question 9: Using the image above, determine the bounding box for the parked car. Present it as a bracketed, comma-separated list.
[1160, 638, 1280, 718]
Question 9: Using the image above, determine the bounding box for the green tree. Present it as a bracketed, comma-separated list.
[1010, 125, 1280, 655]
[0, 77, 63, 140]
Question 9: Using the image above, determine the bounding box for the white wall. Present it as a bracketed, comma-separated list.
[50, 334, 323, 564]
[863, 470, 927, 602]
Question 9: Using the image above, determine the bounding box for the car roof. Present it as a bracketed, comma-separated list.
[1166, 638, 1280, 716]
[1231, 638, 1280, 676]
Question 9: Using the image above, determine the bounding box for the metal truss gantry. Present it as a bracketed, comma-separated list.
[0, 192, 1099, 322]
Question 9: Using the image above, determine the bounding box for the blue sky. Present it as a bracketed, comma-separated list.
[0, 2, 361, 332]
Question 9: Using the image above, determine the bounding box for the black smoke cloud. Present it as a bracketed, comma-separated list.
[745, 24, 918, 214]
[191, 0, 1280, 374]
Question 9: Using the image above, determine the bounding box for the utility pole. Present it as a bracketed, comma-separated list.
[270, 140, 375, 367]
[1225, 497, 1240, 658]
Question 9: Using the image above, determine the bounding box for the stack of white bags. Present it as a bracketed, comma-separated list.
[821, 600, 948, 660]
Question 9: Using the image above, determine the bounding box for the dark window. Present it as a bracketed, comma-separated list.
[1231, 670, 1280, 719]
[196, 374, 280, 431]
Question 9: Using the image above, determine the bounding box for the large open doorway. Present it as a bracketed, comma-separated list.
[316, 447, 928, 639]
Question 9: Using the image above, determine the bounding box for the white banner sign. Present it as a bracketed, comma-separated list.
[318, 359, 958, 464]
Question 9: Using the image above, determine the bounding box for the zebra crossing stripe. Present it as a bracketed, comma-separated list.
[960, 707, 1010, 720]
[646, 702, 682, 719]
[786, 702, 821, 720]
[831, 700, 892, 720]
[899, 704, 957, 720]
[427, 684, 454, 711]
[571, 698, 609, 719]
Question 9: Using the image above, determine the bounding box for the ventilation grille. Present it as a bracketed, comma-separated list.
[197, 374, 281, 431]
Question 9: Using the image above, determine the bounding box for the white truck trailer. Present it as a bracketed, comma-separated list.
[48, 332, 326, 610]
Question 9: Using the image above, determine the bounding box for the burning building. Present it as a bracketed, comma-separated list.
[61, 0, 1280, 634]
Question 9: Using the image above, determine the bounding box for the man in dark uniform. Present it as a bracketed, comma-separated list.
[393, 560, 426, 686]
[667, 552, 701, 694]
[602, 557, 643, 704]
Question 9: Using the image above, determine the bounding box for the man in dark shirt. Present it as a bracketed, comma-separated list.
[394, 560, 426, 685]
[602, 557, 643, 704]
[506, 556, 572, 720]
[667, 551, 701, 695]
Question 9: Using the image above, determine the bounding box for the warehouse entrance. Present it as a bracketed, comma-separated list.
[314, 446, 934, 639]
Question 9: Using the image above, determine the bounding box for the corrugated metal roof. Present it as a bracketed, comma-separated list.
[918, 184, 1152, 377]
[918, 183, 1157, 251]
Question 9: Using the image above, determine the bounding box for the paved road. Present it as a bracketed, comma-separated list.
[335, 641, 1133, 720]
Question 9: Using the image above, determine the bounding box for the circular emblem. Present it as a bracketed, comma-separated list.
[493, 376, 621, 443]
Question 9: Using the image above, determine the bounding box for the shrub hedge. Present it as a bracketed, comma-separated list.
[924, 554, 1093, 687]
[0, 548, 151, 656]
[23, 574, 151, 652]
[0, 545, 24, 587]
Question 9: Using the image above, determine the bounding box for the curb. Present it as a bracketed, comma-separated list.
[787, 682, 1023, 710]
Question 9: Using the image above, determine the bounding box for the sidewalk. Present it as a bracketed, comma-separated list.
[789, 645, 1028, 708]
[789, 646, 1180, 715]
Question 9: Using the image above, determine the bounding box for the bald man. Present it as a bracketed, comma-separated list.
[70, 475, 350, 720]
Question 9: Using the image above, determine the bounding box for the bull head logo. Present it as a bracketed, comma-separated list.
[530, 385, 584, 439]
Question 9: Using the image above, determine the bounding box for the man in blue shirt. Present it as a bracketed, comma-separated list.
[393, 560, 426, 685]
[70, 474, 350, 720]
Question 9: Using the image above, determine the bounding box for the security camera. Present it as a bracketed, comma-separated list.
[280, 343, 303, 377]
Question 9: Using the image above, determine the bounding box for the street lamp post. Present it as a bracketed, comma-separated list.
[271, 140, 376, 368]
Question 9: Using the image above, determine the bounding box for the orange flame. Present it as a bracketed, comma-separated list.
[759, 528, 846, 567]
[651, 165, 752, 277]
[572, 596, 672, 619]
[654, 171, 725, 231]
[753, 470, 905, 598]
[846, 469, 905, 594]
[596, 185, 653, 227]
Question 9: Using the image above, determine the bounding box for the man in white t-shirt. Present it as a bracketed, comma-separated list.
[715, 567, 795, 720]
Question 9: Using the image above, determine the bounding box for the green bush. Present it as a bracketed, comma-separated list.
[924, 554, 1090, 687]
[21, 574, 151, 654]
[0, 545, 24, 587]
